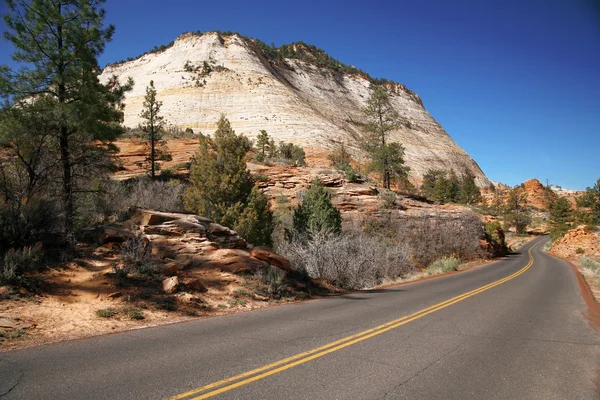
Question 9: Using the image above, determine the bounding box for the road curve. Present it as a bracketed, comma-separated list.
[1, 237, 599, 399]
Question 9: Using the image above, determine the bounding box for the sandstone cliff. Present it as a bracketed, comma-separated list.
[101, 31, 491, 187]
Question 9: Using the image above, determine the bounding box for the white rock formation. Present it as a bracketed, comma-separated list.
[101, 32, 491, 187]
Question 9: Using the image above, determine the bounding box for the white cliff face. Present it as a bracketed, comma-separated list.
[101, 32, 491, 187]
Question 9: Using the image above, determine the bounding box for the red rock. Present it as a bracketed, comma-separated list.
[250, 247, 292, 272]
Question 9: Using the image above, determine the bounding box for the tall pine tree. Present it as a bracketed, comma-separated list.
[360, 86, 408, 189]
[139, 80, 170, 179]
[1, 0, 132, 237]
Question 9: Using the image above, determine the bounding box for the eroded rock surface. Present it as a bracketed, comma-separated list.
[101, 31, 491, 187]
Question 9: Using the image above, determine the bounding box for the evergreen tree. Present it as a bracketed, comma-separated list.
[139, 80, 170, 179]
[432, 173, 454, 203]
[421, 169, 446, 200]
[1, 0, 132, 237]
[234, 186, 273, 247]
[577, 178, 600, 225]
[360, 86, 408, 189]
[185, 115, 252, 226]
[292, 178, 341, 238]
[548, 197, 572, 240]
[503, 186, 531, 234]
[458, 174, 482, 205]
[184, 115, 273, 246]
[255, 129, 272, 159]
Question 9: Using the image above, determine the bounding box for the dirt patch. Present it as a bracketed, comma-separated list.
[0, 244, 318, 352]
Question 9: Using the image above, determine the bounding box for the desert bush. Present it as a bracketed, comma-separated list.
[0, 199, 58, 254]
[155, 296, 178, 311]
[128, 177, 187, 212]
[77, 177, 187, 227]
[580, 256, 599, 273]
[379, 189, 397, 208]
[395, 212, 483, 266]
[96, 308, 118, 318]
[576, 248, 585, 254]
[0, 243, 43, 285]
[360, 211, 483, 267]
[278, 229, 414, 290]
[427, 257, 460, 274]
[128, 308, 145, 320]
[265, 266, 287, 297]
[114, 233, 157, 278]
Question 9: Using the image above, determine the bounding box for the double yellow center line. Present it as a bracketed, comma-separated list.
[171, 240, 540, 400]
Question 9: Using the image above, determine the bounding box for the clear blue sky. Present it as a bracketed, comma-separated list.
[1, 0, 599, 190]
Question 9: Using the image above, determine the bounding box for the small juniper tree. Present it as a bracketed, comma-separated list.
[292, 178, 342, 238]
[458, 174, 482, 205]
[503, 186, 531, 234]
[184, 115, 273, 246]
[139, 81, 171, 179]
[548, 197, 572, 240]
[255, 130, 273, 160]
[577, 178, 600, 225]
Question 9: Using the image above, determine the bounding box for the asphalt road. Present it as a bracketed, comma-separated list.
[1, 237, 599, 399]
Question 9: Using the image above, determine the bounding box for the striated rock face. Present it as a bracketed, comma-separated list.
[101, 32, 491, 188]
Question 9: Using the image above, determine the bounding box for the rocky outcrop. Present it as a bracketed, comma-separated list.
[101, 31, 491, 188]
[551, 226, 599, 260]
[522, 179, 556, 210]
[103, 209, 290, 276]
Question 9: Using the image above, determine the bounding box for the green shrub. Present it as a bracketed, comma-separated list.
[155, 296, 178, 311]
[427, 257, 460, 274]
[266, 266, 287, 297]
[128, 308, 145, 320]
[233, 186, 274, 247]
[96, 308, 118, 318]
[292, 178, 341, 238]
[1, 243, 43, 285]
[484, 221, 507, 256]
[576, 248, 585, 254]
[0, 200, 58, 254]
[277, 142, 306, 166]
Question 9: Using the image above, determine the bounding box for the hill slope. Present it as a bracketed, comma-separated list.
[101, 31, 491, 187]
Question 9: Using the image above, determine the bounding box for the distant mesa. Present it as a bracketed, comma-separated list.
[101, 30, 491, 188]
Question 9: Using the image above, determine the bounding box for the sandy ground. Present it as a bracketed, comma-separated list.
[0, 244, 303, 352]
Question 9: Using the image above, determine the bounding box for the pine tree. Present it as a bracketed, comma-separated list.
[421, 169, 445, 200]
[234, 186, 273, 247]
[360, 86, 408, 189]
[503, 186, 531, 234]
[184, 115, 252, 226]
[184, 115, 273, 246]
[255, 130, 272, 159]
[548, 197, 572, 240]
[1, 0, 132, 237]
[292, 178, 341, 238]
[458, 174, 482, 205]
[577, 178, 600, 225]
[139, 80, 170, 179]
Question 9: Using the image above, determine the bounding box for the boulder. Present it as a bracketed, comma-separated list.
[250, 247, 293, 272]
[185, 278, 208, 293]
[162, 276, 179, 294]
